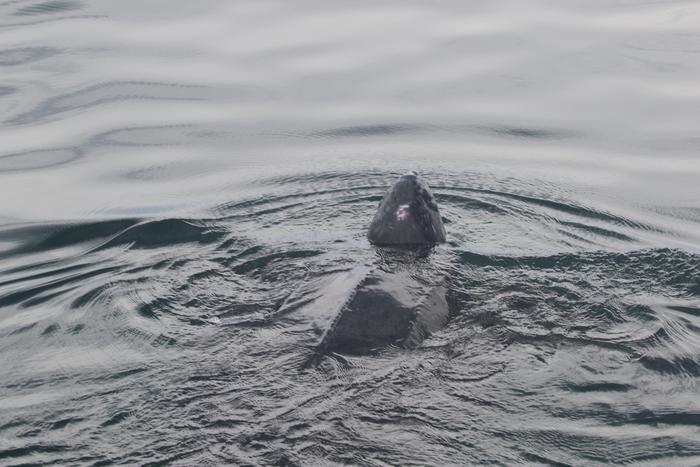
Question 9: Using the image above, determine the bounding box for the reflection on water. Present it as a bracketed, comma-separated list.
[0, 0, 699, 465]
[0, 148, 82, 173]
[14, 1, 82, 17]
[0, 47, 58, 66]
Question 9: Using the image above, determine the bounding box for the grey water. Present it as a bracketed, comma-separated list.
[1, 0, 699, 465]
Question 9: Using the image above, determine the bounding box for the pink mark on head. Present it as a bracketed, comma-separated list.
[396, 203, 409, 221]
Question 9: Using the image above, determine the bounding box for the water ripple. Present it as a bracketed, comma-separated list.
[6, 81, 211, 125]
[1, 0, 700, 464]
[0, 46, 58, 66]
[0, 147, 81, 172]
[13, 0, 81, 16]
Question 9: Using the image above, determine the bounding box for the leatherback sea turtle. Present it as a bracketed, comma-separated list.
[278, 172, 450, 365]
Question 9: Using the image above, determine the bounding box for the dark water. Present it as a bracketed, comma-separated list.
[2, 1, 700, 465]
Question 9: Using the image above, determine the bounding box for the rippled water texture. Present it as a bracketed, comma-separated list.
[1, 1, 700, 465]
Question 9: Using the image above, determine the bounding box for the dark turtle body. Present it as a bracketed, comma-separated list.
[301, 173, 450, 362]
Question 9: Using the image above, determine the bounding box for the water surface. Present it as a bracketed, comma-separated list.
[1, 1, 700, 465]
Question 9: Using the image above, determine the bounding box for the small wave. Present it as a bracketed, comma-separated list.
[313, 124, 422, 138]
[556, 220, 634, 242]
[458, 248, 698, 280]
[0, 85, 16, 97]
[90, 124, 192, 148]
[13, 1, 81, 16]
[232, 249, 324, 275]
[476, 188, 653, 230]
[0, 46, 58, 66]
[0, 264, 120, 308]
[436, 193, 509, 214]
[94, 219, 225, 251]
[0, 147, 82, 173]
[6, 81, 211, 125]
[474, 124, 574, 140]
[625, 33, 700, 54]
[638, 355, 700, 377]
[0, 219, 137, 258]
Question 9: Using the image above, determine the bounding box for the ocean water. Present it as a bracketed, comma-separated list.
[1, 1, 700, 465]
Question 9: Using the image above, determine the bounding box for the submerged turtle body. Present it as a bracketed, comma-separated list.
[316, 264, 449, 356]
